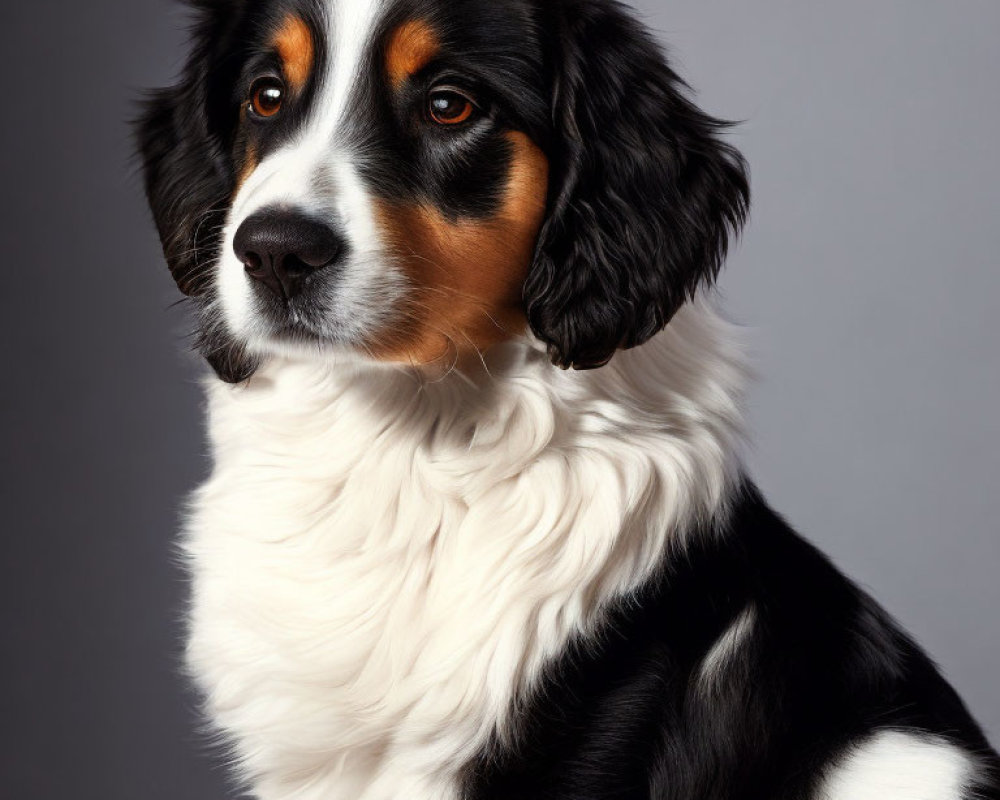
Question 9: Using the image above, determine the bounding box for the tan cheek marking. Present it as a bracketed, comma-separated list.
[235, 137, 259, 194]
[386, 20, 439, 89]
[274, 15, 314, 92]
[372, 132, 549, 366]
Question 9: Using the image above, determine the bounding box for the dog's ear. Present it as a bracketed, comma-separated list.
[138, 83, 231, 298]
[137, 5, 260, 383]
[526, 0, 750, 369]
[137, 4, 241, 298]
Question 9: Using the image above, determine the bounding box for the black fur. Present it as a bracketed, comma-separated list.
[138, 1, 240, 300]
[525, 0, 750, 369]
[464, 482, 1000, 800]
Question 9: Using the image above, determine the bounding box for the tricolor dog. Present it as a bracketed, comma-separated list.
[138, 0, 1000, 797]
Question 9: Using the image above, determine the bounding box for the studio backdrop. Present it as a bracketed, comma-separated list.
[0, 1, 997, 798]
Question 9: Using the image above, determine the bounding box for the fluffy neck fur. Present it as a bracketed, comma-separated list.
[185, 299, 748, 800]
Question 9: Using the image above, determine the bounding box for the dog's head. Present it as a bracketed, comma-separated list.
[138, 0, 749, 382]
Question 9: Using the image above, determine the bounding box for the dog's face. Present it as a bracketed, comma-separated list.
[139, 0, 749, 382]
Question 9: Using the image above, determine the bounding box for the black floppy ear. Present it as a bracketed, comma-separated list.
[137, 5, 238, 299]
[136, 3, 259, 383]
[526, 0, 750, 369]
[138, 84, 231, 298]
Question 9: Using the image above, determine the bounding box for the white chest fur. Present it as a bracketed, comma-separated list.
[183, 302, 746, 800]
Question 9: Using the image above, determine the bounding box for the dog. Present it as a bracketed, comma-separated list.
[137, 0, 1000, 797]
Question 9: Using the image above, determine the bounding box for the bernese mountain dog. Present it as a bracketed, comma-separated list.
[137, 0, 999, 797]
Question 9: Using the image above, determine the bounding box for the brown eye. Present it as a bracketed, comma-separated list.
[428, 89, 475, 126]
[250, 78, 284, 118]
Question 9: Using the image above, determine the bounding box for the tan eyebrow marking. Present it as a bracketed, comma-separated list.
[386, 19, 440, 89]
[274, 14, 315, 92]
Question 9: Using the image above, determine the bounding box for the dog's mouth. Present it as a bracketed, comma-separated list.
[251, 283, 320, 329]
[250, 292, 390, 363]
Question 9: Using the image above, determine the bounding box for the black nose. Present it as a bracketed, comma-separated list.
[233, 209, 346, 300]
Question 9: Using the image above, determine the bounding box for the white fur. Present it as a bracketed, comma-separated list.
[183, 300, 749, 800]
[818, 730, 978, 800]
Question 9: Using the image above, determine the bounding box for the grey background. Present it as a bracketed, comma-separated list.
[0, 0, 996, 797]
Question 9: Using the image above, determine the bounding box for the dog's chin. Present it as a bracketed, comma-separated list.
[250, 323, 360, 362]
[230, 291, 518, 379]
[239, 319, 494, 382]
[232, 303, 361, 365]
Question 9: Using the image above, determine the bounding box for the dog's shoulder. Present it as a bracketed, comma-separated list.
[464, 484, 1000, 799]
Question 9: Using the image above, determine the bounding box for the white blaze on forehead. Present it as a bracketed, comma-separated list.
[319, 0, 388, 136]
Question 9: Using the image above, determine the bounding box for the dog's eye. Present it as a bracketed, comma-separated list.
[427, 88, 476, 126]
[249, 78, 284, 119]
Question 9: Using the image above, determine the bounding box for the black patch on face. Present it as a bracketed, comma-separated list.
[350, 0, 550, 221]
[136, 0, 325, 383]
[232, 5, 327, 174]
